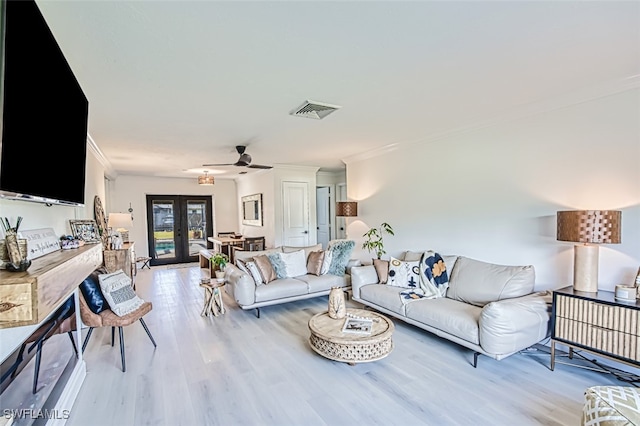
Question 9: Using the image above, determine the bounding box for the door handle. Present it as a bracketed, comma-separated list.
[303, 230, 308, 234]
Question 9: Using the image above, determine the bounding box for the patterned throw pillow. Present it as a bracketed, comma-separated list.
[98, 270, 145, 316]
[307, 250, 325, 276]
[236, 258, 264, 286]
[387, 257, 421, 290]
[320, 249, 333, 275]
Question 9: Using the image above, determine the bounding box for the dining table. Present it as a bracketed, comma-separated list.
[207, 236, 245, 263]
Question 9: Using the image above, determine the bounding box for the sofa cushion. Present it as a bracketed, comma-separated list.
[282, 244, 322, 259]
[387, 257, 421, 290]
[254, 278, 309, 302]
[359, 284, 407, 316]
[373, 259, 389, 284]
[320, 249, 333, 275]
[307, 250, 325, 276]
[446, 257, 535, 307]
[405, 297, 482, 345]
[267, 253, 287, 279]
[253, 254, 277, 284]
[234, 247, 282, 262]
[296, 273, 350, 293]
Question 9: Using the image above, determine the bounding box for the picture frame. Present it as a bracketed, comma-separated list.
[241, 193, 263, 227]
[342, 317, 373, 335]
[69, 219, 101, 244]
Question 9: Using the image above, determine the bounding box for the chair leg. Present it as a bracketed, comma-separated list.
[139, 318, 157, 347]
[118, 327, 126, 372]
[32, 341, 43, 394]
[67, 331, 79, 358]
[82, 328, 94, 353]
[111, 327, 116, 347]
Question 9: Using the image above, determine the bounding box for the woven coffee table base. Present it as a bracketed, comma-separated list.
[308, 308, 394, 365]
[309, 333, 393, 363]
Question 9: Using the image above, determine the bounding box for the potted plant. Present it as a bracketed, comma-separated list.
[362, 222, 394, 259]
[210, 252, 229, 279]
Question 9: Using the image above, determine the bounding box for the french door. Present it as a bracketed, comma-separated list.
[146, 195, 213, 266]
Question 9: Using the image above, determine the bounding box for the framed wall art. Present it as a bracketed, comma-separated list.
[69, 219, 101, 244]
[241, 193, 263, 227]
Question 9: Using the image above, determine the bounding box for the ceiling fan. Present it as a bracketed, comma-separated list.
[203, 145, 273, 169]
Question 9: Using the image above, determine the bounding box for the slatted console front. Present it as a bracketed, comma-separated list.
[551, 286, 640, 370]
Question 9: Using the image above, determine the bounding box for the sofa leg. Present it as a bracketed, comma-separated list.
[473, 352, 480, 368]
[255, 307, 260, 318]
[343, 290, 349, 301]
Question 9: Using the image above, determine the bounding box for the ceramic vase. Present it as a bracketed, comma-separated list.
[328, 287, 346, 319]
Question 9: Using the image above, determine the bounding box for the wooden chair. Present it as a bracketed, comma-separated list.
[78, 288, 156, 372]
[243, 236, 265, 252]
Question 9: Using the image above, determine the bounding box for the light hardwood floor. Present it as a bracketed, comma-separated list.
[65, 264, 630, 426]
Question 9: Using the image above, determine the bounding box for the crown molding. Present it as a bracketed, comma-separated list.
[87, 133, 117, 180]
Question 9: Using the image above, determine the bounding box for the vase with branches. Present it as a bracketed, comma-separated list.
[362, 222, 394, 259]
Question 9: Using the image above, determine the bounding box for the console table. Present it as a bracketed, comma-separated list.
[0, 244, 102, 425]
[551, 286, 640, 371]
[103, 242, 136, 285]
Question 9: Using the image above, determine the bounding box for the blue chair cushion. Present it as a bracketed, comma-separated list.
[79, 267, 109, 314]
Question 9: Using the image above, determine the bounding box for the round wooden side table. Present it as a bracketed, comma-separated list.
[308, 308, 394, 365]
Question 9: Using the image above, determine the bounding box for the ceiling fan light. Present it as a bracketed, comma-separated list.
[198, 171, 215, 185]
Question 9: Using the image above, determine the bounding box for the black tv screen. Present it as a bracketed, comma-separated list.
[0, 0, 89, 207]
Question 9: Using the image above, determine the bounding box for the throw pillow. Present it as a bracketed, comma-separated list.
[267, 253, 287, 279]
[98, 270, 145, 316]
[373, 259, 389, 284]
[278, 249, 308, 277]
[79, 267, 109, 314]
[387, 257, 421, 290]
[326, 239, 356, 276]
[253, 254, 277, 284]
[245, 260, 265, 286]
[320, 249, 333, 275]
[419, 251, 449, 298]
[307, 250, 325, 276]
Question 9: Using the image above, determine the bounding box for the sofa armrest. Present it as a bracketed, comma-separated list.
[350, 265, 379, 299]
[224, 264, 256, 306]
[479, 290, 552, 355]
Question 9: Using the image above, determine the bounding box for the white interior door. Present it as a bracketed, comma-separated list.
[283, 181, 310, 246]
[316, 186, 330, 249]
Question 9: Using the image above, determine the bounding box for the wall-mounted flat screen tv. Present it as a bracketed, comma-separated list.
[0, 0, 89, 207]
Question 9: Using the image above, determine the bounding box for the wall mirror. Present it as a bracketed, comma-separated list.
[242, 193, 263, 226]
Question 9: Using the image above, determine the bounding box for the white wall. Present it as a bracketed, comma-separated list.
[107, 175, 238, 258]
[0, 146, 106, 240]
[345, 88, 640, 292]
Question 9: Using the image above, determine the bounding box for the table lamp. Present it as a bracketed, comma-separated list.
[108, 212, 133, 244]
[557, 210, 621, 292]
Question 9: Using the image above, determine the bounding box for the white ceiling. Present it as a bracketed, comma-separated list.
[36, 1, 639, 180]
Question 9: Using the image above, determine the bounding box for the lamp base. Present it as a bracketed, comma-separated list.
[573, 244, 598, 293]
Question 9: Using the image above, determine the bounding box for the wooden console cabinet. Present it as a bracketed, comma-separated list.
[0, 243, 103, 328]
[551, 286, 640, 370]
[103, 241, 136, 281]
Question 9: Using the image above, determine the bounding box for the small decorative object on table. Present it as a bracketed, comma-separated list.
[342, 316, 373, 334]
[328, 286, 346, 319]
[1, 216, 31, 272]
[210, 252, 229, 279]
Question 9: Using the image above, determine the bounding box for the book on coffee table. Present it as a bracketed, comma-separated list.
[342, 317, 373, 334]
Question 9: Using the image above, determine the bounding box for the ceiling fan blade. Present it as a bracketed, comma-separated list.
[247, 164, 273, 169]
[202, 163, 234, 166]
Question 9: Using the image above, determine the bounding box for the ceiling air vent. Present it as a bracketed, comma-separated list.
[289, 100, 341, 120]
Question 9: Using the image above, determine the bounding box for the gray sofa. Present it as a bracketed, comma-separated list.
[351, 253, 552, 366]
[224, 244, 351, 317]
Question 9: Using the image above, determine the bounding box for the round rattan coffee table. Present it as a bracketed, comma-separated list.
[308, 308, 394, 365]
